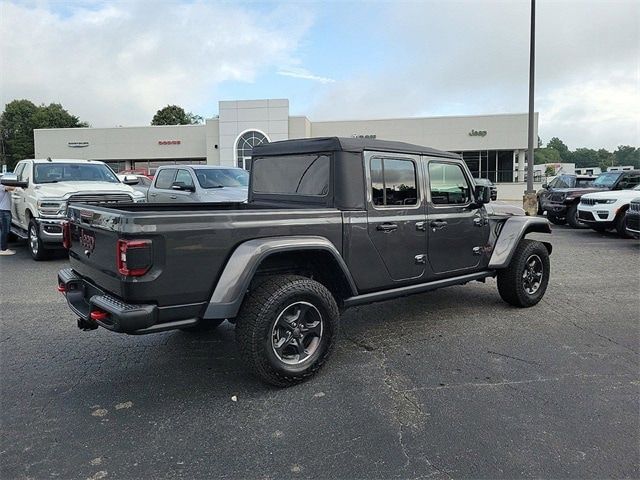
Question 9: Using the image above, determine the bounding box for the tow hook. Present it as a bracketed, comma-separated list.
[77, 318, 98, 331]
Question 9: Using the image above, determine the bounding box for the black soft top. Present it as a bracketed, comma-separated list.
[252, 137, 460, 159]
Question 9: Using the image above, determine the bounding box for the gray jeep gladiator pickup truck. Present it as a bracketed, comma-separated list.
[57, 137, 552, 386]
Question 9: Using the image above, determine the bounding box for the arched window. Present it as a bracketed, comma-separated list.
[236, 131, 269, 169]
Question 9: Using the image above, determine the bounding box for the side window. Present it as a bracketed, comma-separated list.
[175, 169, 194, 187]
[154, 169, 177, 189]
[370, 158, 418, 207]
[429, 162, 472, 205]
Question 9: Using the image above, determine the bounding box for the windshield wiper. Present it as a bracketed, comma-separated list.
[38, 180, 59, 184]
[207, 184, 224, 188]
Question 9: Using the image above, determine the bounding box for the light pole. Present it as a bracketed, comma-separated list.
[523, 0, 538, 214]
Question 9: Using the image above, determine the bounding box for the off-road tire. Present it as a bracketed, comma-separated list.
[615, 210, 631, 238]
[180, 319, 225, 332]
[566, 202, 586, 229]
[537, 200, 543, 215]
[235, 274, 339, 387]
[28, 219, 49, 261]
[547, 214, 566, 225]
[497, 239, 550, 308]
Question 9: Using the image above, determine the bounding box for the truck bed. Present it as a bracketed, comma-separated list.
[66, 202, 344, 316]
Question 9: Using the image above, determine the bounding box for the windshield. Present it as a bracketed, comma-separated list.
[549, 175, 575, 188]
[592, 172, 622, 188]
[34, 163, 119, 184]
[193, 168, 249, 188]
[575, 178, 595, 188]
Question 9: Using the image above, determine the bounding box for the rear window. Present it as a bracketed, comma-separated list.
[252, 154, 330, 196]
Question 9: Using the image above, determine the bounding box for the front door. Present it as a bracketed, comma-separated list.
[426, 160, 488, 274]
[10, 162, 27, 228]
[171, 169, 196, 202]
[366, 153, 427, 282]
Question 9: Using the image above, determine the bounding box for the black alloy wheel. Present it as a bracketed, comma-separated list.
[497, 239, 550, 308]
[235, 274, 339, 386]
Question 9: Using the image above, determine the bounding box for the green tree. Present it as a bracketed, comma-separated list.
[613, 145, 640, 168]
[0, 99, 38, 169]
[151, 105, 203, 125]
[33, 103, 89, 130]
[534, 147, 561, 165]
[572, 148, 599, 168]
[596, 148, 615, 170]
[0, 100, 88, 169]
[546, 137, 572, 162]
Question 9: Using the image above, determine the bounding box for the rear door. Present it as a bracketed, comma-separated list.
[426, 160, 488, 274]
[366, 152, 427, 283]
[148, 168, 177, 202]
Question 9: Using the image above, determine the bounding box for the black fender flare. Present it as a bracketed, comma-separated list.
[489, 216, 552, 269]
[204, 236, 357, 319]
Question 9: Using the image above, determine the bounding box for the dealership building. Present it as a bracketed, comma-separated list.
[34, 98, 538, 183]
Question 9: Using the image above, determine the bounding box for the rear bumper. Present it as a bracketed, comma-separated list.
[540, 201, 568, 217]
[57, 268, 199, 334]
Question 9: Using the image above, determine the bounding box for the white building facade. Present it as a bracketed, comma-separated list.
[34, 98, 538, 183]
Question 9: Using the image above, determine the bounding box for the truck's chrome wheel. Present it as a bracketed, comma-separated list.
[29, 224, 39, 255]
[522, 254, 543, 295]
[271, 301, 323, 365]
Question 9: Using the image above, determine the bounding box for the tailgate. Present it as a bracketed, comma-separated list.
[67, 204, 161, 299]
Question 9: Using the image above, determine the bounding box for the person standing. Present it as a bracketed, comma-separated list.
[0, 181, 15, 256]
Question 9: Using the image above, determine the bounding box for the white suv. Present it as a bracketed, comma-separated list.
[577, 185, 640, 237]
[2, 159, 145, 259]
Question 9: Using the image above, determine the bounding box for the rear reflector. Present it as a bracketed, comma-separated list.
[117, 239, 152, 277]
[57, 284, 66, 293]
[90, 310, 110, 321]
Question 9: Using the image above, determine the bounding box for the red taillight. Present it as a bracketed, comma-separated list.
[90, 310, 110, 321]
[62, 221, 71, 249]
[117, 239, 152, 277]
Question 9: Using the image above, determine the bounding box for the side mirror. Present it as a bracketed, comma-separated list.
[171, 181, 195, 192]
[474, 185, 491, 205]
[122, 175, 139, 185]
[1, 173, 28, 188]
[542, 183, 548, 189]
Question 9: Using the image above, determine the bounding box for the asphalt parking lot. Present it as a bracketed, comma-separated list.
[1, 225, 639, 479]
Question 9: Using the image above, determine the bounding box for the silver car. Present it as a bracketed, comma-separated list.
[147, 165, 249, 203]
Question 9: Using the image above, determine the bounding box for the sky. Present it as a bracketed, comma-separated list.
[0, 0, 638, 150]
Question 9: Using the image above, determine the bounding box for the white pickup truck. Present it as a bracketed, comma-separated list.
[2, 158, 145, 260]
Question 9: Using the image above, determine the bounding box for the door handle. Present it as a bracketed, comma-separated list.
[376, 223, 398, 233]
[415, 221, 427, 231]
[170, 195, 177, 199]
[149, 193, 157, 197]
[430, 220, 448, 230]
